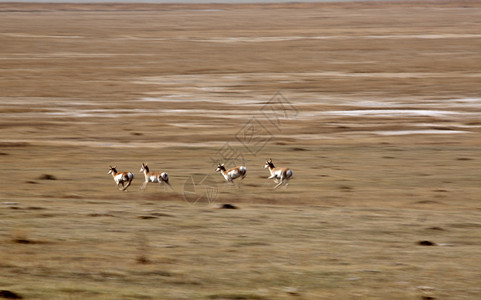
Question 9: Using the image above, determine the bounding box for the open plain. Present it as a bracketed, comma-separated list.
[1, 1, 481, 299]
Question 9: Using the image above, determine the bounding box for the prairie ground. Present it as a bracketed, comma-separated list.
[1, 1, 481, 299]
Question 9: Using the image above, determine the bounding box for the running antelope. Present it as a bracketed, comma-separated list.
[215, 163, 247, 185]
[139, 163, 173, 190]
[108, 166, 134, 191]
[264, 159, 293, 189]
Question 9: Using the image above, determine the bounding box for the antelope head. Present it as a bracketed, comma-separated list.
[265, 159, 275, 169]
[108, 166, 117, 174]
[215, 163, 226, 172]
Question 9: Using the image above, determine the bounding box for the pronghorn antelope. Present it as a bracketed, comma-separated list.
[215, 163, 247, 185]
[108, 166, 134, 191]
[264, 159, 293, 189]
[139, 163, 173, 190]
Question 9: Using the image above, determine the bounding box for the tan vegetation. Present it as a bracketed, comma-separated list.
[1, 2, 481, 299]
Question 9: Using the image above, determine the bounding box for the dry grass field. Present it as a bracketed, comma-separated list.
[1, 1, 481, 299]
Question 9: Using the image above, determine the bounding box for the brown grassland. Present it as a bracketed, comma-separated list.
[1, 1, 481, 299]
